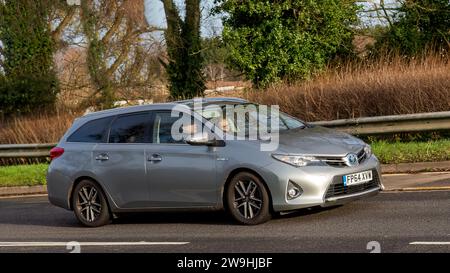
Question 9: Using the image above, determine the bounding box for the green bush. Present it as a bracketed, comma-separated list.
[0, 74, 58, 115]
[216, 0, 359, 88]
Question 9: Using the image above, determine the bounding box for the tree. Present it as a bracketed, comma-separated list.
[162, 0, 205, 99]
[81, 0, 143, 109]
[202, 37, 228, 82]
[80, 0, 161, 109]
[0, 0, 59, 115]
[377, 0, 450, 55]
[216, 0, 359, 88]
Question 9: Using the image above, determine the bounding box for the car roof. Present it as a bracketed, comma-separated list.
[82, 97, 249, 119]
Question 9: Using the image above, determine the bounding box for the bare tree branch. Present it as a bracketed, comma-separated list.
[105, 22, 135, 78]
[101, 6, 125, 45]
[380, 0, 394, 28]
[52, 6, 77, 43]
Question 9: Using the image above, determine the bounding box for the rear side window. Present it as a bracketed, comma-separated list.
[67, 117, 113, 143]
[152, 112, 185, 144]
[109, 112, 150, 143]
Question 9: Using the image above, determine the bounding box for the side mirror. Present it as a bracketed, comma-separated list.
[185, 133, 225, 147]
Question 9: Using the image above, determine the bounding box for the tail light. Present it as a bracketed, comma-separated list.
[50, 147, 64, 160]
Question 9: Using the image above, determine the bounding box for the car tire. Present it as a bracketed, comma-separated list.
[72, 180, 111, 227]
[226, 172, 272, 225]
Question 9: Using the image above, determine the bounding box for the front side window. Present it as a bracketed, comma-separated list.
[67, 116, 113, 143]
[197, 103, 306, 135]
[109, 112, 150, 143]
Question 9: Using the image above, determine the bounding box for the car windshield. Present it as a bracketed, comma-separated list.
[194, 103, 306, 135]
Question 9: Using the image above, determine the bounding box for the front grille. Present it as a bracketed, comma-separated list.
[325, 169, 380, 199]
[322, 158, 347, 167]
[320, 148, 367, 168]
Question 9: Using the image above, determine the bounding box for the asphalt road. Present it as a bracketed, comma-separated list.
[0, 191, 449, 253]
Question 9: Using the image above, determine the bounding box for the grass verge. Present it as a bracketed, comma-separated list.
[0, 164, 48, 187]
[371, 139, 450, 164]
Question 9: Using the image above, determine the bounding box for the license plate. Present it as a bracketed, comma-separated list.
[343, 170, 373, 186]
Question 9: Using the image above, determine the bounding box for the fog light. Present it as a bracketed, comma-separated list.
[288, 188, 298, 197]
[287, 181, 303, 200]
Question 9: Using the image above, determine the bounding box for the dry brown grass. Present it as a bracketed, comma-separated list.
[0, 111, 78, 144]
[244, 53, 450, 121]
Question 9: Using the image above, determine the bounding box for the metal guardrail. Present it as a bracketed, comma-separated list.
[0, 143, 56, 158]
[310, 111, 450, 135]
[0, 111, 449, 159]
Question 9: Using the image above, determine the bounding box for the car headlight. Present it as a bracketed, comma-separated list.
[364, 144, 372, 158]
[272, 154, 322, 167]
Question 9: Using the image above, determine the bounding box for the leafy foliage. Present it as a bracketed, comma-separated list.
[0, 75, 58, 115]
[0, 0, 59, 115]
[163, 0, 206, 99]
[376, 0, 450, 55]
[216, 0, 359, 88]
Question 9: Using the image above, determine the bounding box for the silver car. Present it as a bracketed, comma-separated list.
[47, 97, 382, 227]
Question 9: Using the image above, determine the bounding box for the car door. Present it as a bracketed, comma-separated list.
[93, 111, 152, 209]
[145, 111, 218, 208]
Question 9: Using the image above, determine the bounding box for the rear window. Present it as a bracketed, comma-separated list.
[109, 112, 150, 143]
[67, 116, 113, 143]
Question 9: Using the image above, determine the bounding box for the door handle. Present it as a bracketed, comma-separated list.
[147, 154, 162, 162]
[95, 153, 109, 161]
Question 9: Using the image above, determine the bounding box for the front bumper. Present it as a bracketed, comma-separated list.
[262, 155, 383, 212]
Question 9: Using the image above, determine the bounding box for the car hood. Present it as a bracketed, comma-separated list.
[275, 126, 365, 156]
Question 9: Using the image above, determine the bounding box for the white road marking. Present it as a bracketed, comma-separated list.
[382, 188, 450, 192]
[383, 171, 450, 176]
[0, 241, 189, 247]
[410, 242, 450, 245]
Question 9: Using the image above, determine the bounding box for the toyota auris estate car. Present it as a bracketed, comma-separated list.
[47, 97, 383, 226]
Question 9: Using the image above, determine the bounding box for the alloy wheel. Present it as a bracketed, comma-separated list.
[76, 186, 102, 222]
[233, 180, 263, 219]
